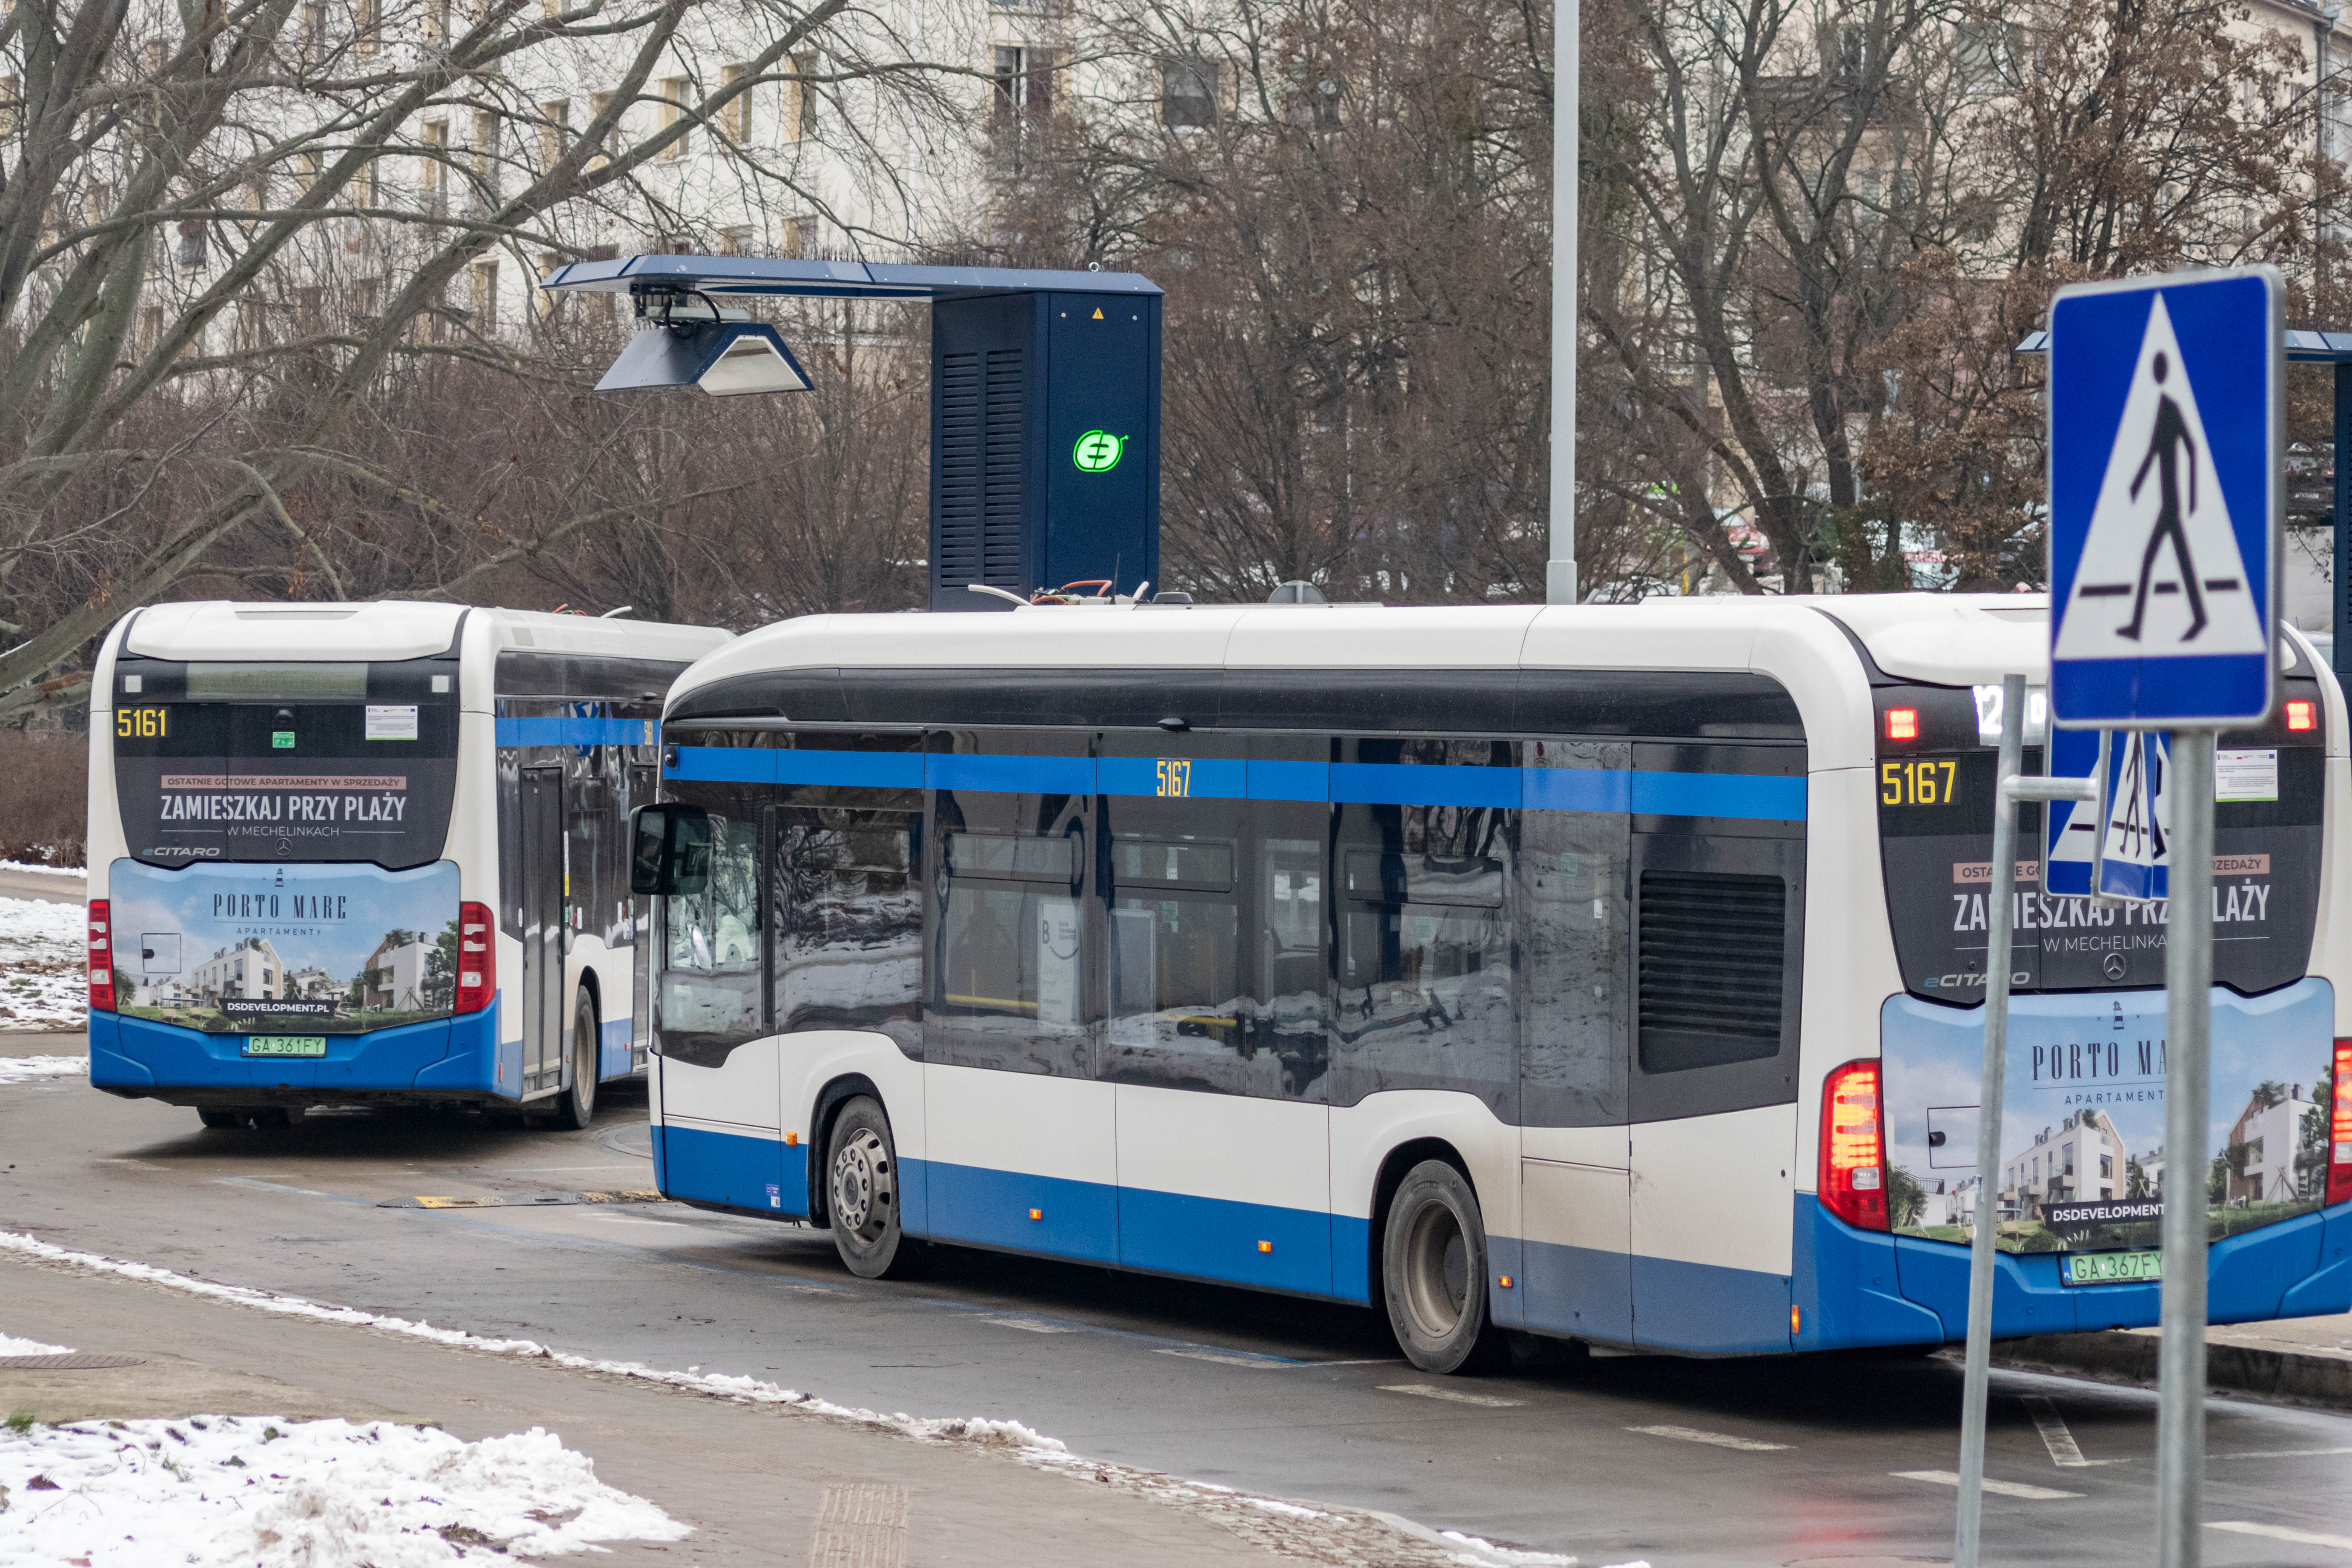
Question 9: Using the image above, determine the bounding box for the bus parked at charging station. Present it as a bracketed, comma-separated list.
[629, 593, 2352, 1370]
[85, 600, 730, 1129]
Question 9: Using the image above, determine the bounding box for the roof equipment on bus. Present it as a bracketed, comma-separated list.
[541, 255, 1164, 613]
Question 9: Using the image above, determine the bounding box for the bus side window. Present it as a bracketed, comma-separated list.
[1519, 739, 1632, 1128]
[928, 772, 1094, 1080]
[773, 806, 922, 1059]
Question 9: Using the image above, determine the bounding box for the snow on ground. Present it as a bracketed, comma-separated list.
[0, 858, 84, 877]
[0, 1055, 87, 1084]
[0, 896, 84, 1029]
[0, 1415, 692, 1566]
[0, 1330, 74, 1355]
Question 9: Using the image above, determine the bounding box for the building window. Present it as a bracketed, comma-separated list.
[297, 6, 322, 66]
[470, 109, 498, 206]
[720, 225, 753, 256]
[536, 252, 563, 320]
[1, 75, 20, 140]
[539, 99, 569, 170]
[588, 91, 618, 169]
[780, 215, 809, 256]
[469, 259, 498, 328]
[420, 119, 448, 212]
[784, 53, 818, 140]
[355, 0, 379, 58]
[994, 46, 1053, 123]
[1160, 57, 1215, 127]
[658, 76, 690, 158]
[720, 63, 751, 144]
[424, 0, 449, 43]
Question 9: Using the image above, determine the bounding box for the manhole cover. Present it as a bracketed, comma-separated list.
[0, 1353, 147, 1370]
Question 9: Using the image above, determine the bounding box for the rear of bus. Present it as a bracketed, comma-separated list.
[1817, 600, 2352, 1341]
[86, 602, 494, 1116]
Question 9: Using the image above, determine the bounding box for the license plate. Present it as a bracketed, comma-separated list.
[2061, 1250, 2163, 1287]
[242, 1037, 327, 1058]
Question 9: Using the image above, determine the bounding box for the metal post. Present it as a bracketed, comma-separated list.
[2157, 727, 2216, 1568]
[2333, 362, 2350, 679]
[1546, 0, 1579, 605]
[1953, 673, 2025, 1568]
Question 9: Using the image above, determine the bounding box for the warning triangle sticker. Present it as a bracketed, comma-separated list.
[2053, 294, 2265, 661]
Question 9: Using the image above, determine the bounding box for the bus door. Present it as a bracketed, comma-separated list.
[520, 765, 568, 1095]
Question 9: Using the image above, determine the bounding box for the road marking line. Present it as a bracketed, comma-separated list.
[2210, 1447, 2352, 1460]
[1893, 1471, 2083, 1500]
[1379, 1383, 1528, 1408]
[1155, 1347, 1286, 1367]
[2021, 1394, 2114, 1467]
[2209, 1521, 2352, 1551]
[983, 1316, 1075, 1333]
[1627, 1424, 1789, 1452]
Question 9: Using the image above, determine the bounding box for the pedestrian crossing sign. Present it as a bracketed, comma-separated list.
[2048, 267, 2280, 727]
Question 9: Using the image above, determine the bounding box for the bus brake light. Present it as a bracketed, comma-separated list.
[2287, 699, 2318, 732]
[455, 902, 496, 1015]
[1820, 1060, 1888, 1230]
[87, 899, 115, 1014]
[1884, 708, 1919, 742]
[2329, 1039, 2352, 1208]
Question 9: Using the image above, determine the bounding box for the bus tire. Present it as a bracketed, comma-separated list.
[553, 996, 597, 1131]
[198, 1106, 242, 1130]
[1382, 1159, 1504, 1375]
[826, 1096, 917, 1279]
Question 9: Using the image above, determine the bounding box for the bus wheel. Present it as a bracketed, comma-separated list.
[827, 1097, 917, 1279]
[553, 997, 598, 1131]
[1382, 1159, 1504, 1375]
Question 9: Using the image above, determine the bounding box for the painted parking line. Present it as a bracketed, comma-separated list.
[1893, 1471, 2083, 1500]
[2021, 1394, 2114, 1468]
[984, 1316, 1076, 1334]
[1627, 1424, 1789, 1452]
[2210, 1447, 2352, 1460]
[1379, 1384, 1528, 1409]
[1155, 1347, 1290, 1368]
[2209, 1521, 2352, 1552]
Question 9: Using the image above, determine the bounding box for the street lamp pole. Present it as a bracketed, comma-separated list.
[1547, 0, 1579, 606]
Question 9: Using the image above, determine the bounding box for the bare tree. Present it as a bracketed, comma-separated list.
[0, 0, 955, 709]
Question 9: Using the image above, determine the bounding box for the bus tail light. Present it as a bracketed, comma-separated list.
[1820, 1060, 1888, 1230]
[88, 900, 115, 1013]
[455, 902, 495, 1015]
[1884, 707, 1919, 742]
[2329, 1039, 2352, 1208]
[2286, 699, 2318, 732]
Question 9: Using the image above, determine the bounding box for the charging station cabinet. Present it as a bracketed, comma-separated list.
[541, 255, 1163, 611]
[930, 291, 1160, 610]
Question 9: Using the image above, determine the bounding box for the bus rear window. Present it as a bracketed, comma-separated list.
[183, 662, 372, 701]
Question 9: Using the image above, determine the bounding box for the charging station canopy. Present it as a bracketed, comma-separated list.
[542, 254, 1163, 611]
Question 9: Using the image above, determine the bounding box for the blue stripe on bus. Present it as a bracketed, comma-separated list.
[928, 752, 1096, 796]
[653, 1123, 791, 1214]
[1114, 1185, 1335, 1296]
[496, 716, 659, 748]
[909, 1157, 1121, 1264]
[1096, 756, 1249, 799]
[665, 748, 775, 784]
[1330, 761, 1520, 809]
[659, 745, 1808, 820]
[777, 750, 925, 790]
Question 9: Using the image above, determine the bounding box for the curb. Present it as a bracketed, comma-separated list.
[1985, 1331, 2352, 1410]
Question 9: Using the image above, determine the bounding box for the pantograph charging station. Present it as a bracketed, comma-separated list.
[541, 254, 1163, 612]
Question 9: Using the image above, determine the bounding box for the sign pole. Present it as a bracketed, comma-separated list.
[2156, 726, 2216, 1568]
[1952, 672, 2025, 1568]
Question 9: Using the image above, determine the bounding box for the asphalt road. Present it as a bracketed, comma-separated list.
[6, 1040, 2352, 1567]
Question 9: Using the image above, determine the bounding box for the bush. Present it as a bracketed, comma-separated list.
[0, 731, 87, 868]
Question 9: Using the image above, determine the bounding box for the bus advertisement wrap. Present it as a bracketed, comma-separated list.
[107, 858, 463, 1035]
[1879, 978, 2336, 1253]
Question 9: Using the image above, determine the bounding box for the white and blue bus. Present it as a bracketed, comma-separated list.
[86, 600, 731, 1130]
[630, 595, 2352, 1370]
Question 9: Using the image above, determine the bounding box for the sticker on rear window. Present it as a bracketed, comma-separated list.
[366, 705, 419, 741]
[2215, 749, 2278, 803]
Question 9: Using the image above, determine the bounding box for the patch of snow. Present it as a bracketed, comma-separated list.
[0, 1416, 690, 1565]
[0, 859, 85, 877]
[0, 1331, 73, 1356]
[0, 1055, 86, 1085]
[0, 896, 86, 1029]
[1248, 1497, 1331, 1519]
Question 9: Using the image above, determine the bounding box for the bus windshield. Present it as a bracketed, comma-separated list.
[109, 654, 461, 869]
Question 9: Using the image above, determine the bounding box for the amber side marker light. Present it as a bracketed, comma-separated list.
[1885, 708, 1919, 742]
[1791, 1304, 1802, 1336]
[2287, 699, 2318, 732]
[1028, 1208, 1043, 1221]
[1820, 1060, 1890, 1230]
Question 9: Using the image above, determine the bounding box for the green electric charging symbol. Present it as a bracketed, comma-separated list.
[1072, 430, 1124, 473]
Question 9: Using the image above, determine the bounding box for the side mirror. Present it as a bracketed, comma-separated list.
[628, 803, 711, 896]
